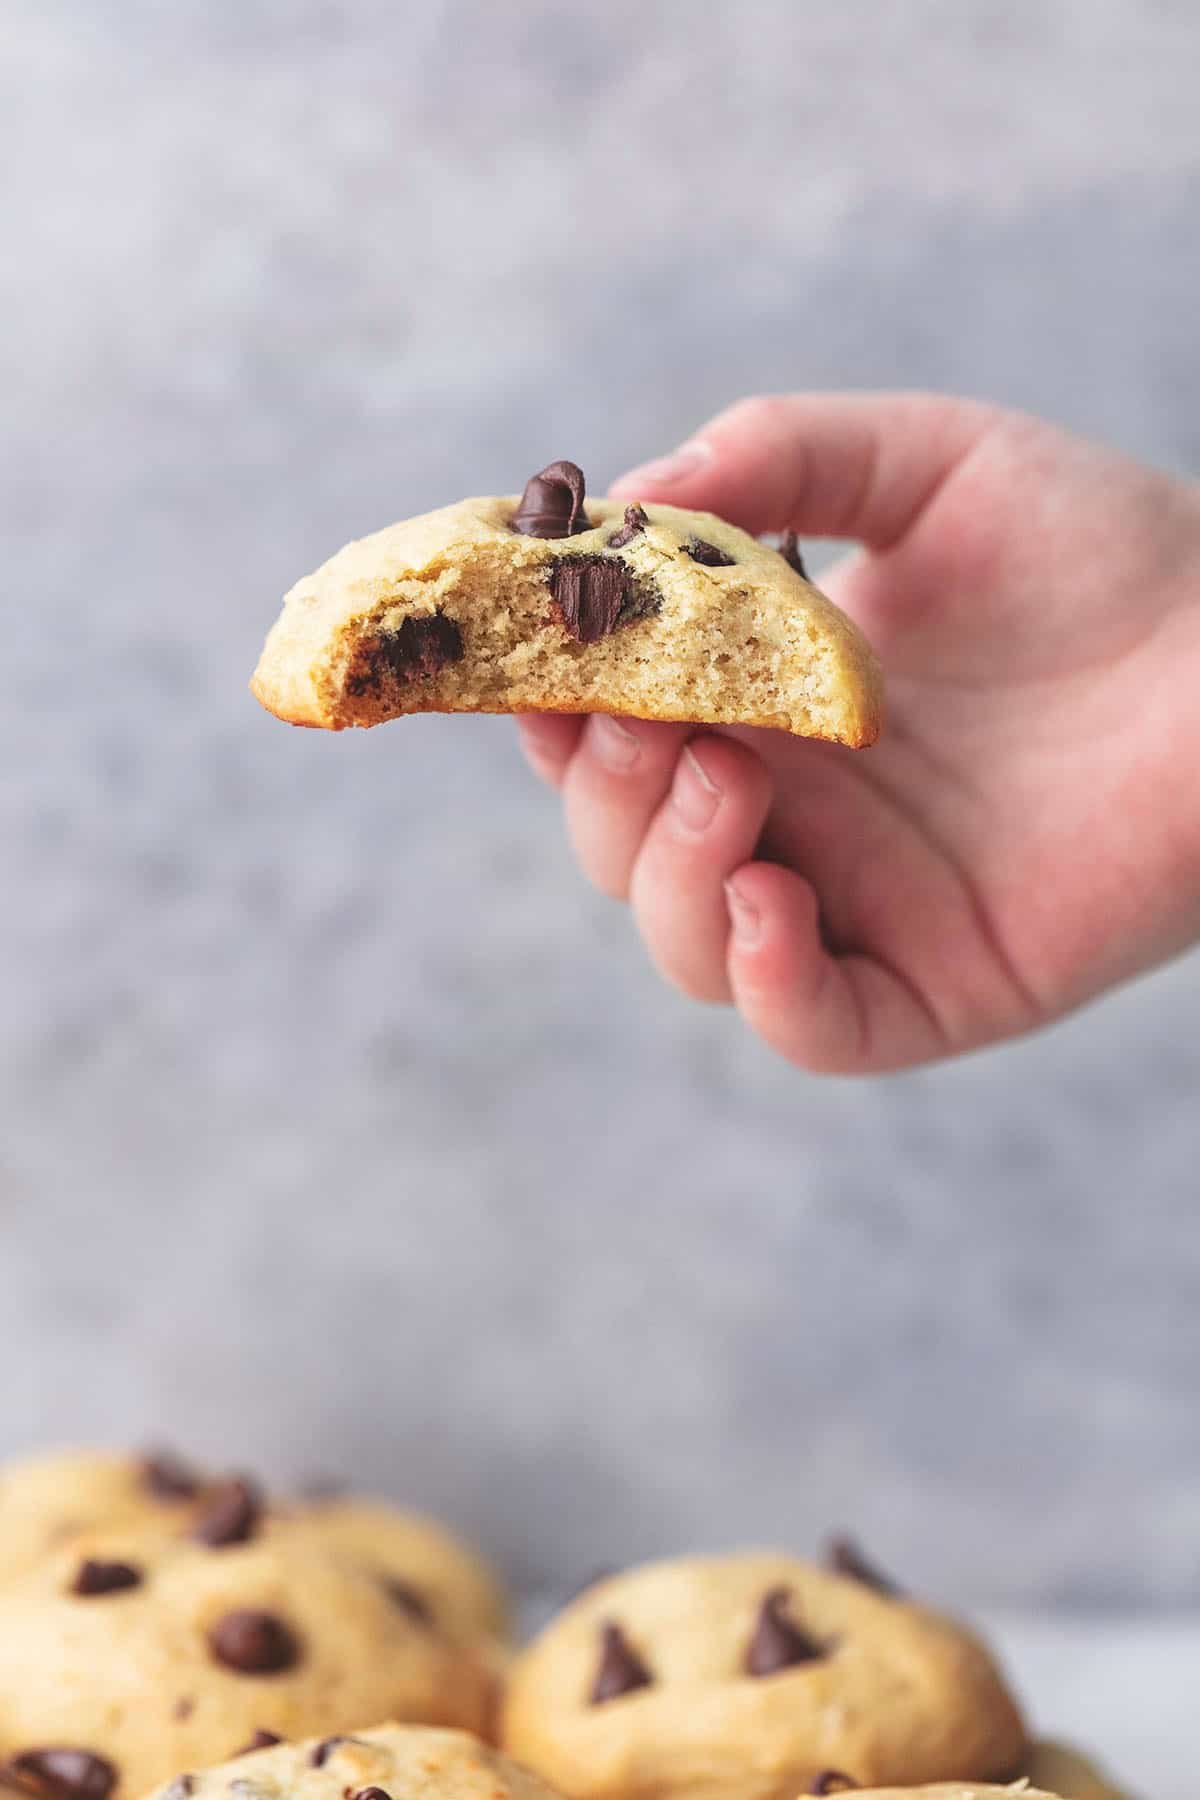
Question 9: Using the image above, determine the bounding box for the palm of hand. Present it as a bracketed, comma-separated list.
[741, 414, 1200, 1058]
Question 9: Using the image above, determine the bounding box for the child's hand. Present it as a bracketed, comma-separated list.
[517, 394, 1200, 1073]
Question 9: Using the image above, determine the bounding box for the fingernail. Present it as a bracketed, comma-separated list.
[612, 438, 713, 492]
[590, 712, 641, 771]
[725, 880, 761, 948]
[671, 746, 721, 832]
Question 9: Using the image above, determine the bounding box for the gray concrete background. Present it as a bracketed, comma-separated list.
[2, 0, 1199, 1646]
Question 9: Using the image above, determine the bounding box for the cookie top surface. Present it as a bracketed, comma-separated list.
[501, 1550, 1026, 1800]
[0, 1529, 494, 1800]
[139, 1724, 562, 1800]
[0, 1449, 506, 1642]
[0, 1449, 213, 1581]
[251, 469, 883, 745]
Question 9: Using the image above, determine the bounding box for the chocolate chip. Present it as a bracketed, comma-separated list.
[779, 531, 810, 580]
[233, 1734, 282, 1759]
[141, 1451, 202, 1502]
[744, 1588, 828, 1676]
[549, 555, 659, 643]
[809, 1776, 859, 1795]
[190, 1479, 262, 1549]
[309, 1739, 365, 1769]
[162, 1778, 196, 1800]
[172, 1699, 195, 1723]
[382, 1578, 432, 1625]
[348, 1789, 391, 1800]
[4, 1752, 118, 1800]
[589, 1621, 652, 1705]
[347, 611, 463, 696]
[607, 504, 648, 549]
[511, 461, 588, 538]
[826, 1535, 901, 1598]
[70, 1558, 142, 1598]
[683, 536, 735, 567]
[207, 1609, 300, 1676]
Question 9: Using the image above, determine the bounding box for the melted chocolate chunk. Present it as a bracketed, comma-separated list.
[744, 1588, 828, 1676]
[161, 1779, 195, 1800]
[550, 558, 628, 643]
[190, 1478, 262, 1549]
[826, 1536, 900, 1598]
[779, 531, 810, 580]
[607, 504, 648, 549]
[70, 1558, 142, 1598]
[5, 1752, 118, 1800]
[511, 460, 588, 538]
[382, 1578, 432, 1625]
[589, 1621, 653, 1705]
[683, 536, 735, 567]
[348, 612, 463, 696]
[809, 1776, 859, 1795]
[207, 1610, 300, 1676]
[141, 1451, 202, 1503]
[234, 1734, 282, 1758]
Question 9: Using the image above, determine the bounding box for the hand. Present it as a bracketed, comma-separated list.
[517, 393, 1200, 1073]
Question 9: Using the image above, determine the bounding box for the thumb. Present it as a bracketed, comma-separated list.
[610, 390, 999, 551]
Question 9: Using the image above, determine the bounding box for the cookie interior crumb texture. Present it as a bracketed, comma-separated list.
[250, 485, 883, 746]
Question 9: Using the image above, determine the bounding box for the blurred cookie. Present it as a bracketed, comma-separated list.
[139, 1723, 563, 1800]
[0, 1529, 493, 1799]
[501, 1547, 1027, 1800]
[0, 1448, 509, 1647]
[275, 1496, 508, 1642]
[251, 461, 882, 745]
[0, 1449, 215, 1580]
[1021, 1739, 1136, 1800]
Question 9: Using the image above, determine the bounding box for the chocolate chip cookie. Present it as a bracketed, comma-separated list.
[0, 1530, 494, 1800]
[500, 1548, 1027, 1800]
[139, 1724, 563, 1800]
[0, 1449, 508, 1646]
[275, 1495, 508, 1642]
[250, 461, 882, 745]
[0, 1449, 216, 1581]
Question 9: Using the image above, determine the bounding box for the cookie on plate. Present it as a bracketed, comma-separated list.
[250, 461, 882, 745]
[0, 1448, 217, 1582]
[0, 1530, 494, 1800]
[501, 1546, 1027, 1800]
[1020, 1739, 1136, 1800]
[139, 1723, 564, 1800]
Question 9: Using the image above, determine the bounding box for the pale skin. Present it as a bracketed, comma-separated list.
[515, 393, 1200, 1074]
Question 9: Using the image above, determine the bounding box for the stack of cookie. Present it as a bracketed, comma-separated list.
[0, 1447, 1133, 1800]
